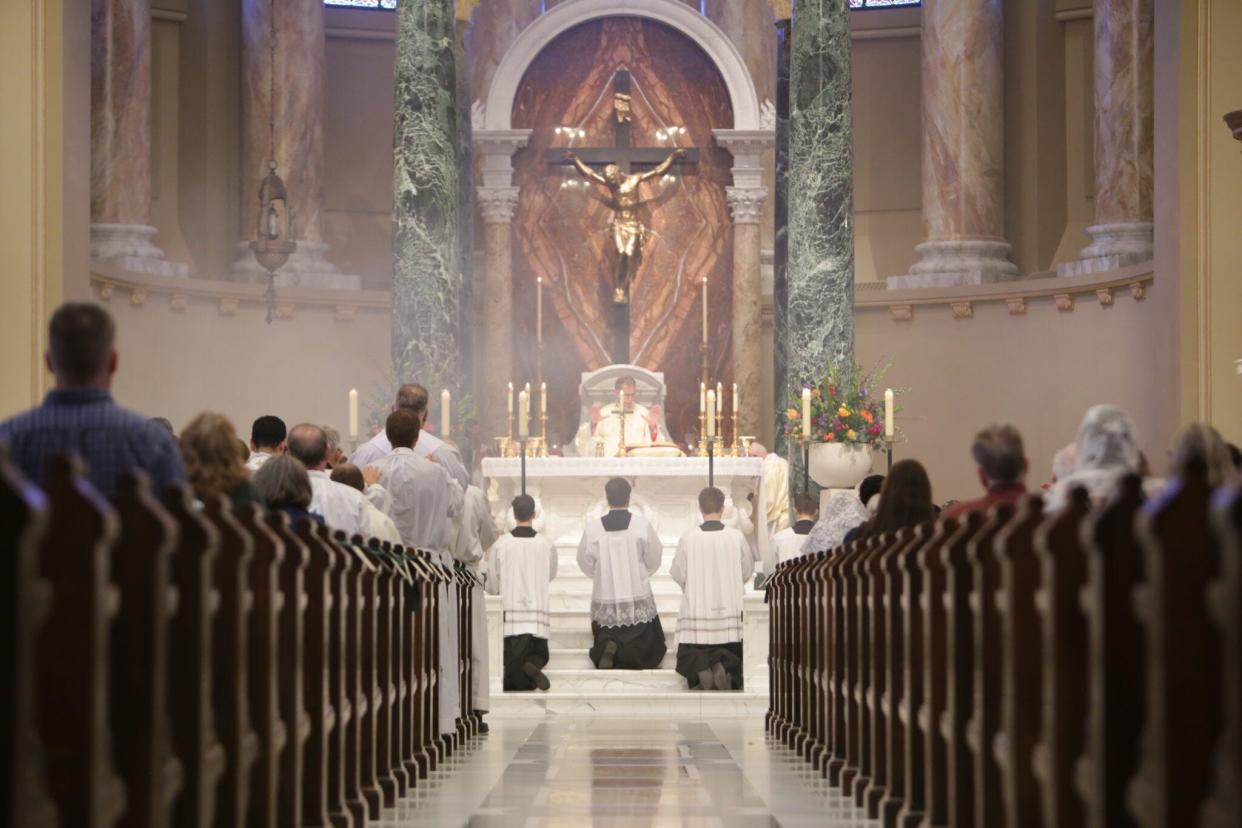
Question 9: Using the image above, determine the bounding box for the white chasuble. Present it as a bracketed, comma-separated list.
[572, 403, 665, 458]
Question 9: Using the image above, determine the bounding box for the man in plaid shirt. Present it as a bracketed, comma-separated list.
[0, 302, 185, 499]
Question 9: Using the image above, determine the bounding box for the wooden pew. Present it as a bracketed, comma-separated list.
[1034, 486, 1091, 828]
[808, 550, 831, 772]
[1078, 475, 1144, 828]
[0, 451, 58, 828]
[200, 495, 258, 828]
[397, 546, 423, 786]
[856, 535, 890, 808]
[381, 542, 411, 796]
[368, 539, 401, 804]
[942, 511, 986, 828]
[920, 517, 960, 827]
[996, 494, 1045, 828]
[353, 535, 386, 816]
[1204, 481, 1242, 827]
[968, 501, 1016, 828]
[110, 473, 181, 828]
[410, 549, 440, 779]
[825, 541, 851, 782]
[877, 527, 922, 826]
[1130, 461, 1220, 827]
[789, 551, 814, 753]
[36, 455, 126, 828]
[841, 538, 871, 795]
[319, 527, 361, 827]
[235, 504, 285, 828]
[861, 529, 910, 817]
[264, 511, 309, 828]
[293, 519, 339, 827]
[332, 530, 374, 823]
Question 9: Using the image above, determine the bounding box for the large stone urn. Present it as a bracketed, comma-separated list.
[807, 443, 875, 507]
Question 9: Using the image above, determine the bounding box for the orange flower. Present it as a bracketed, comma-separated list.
[860, 410, 874, 424]
[824, 432, 837, 443]
[786, 408, 799, 422]
[837, 406, 850, 418]
[846, 429, 857, 441]
[811, 388, 821, 398]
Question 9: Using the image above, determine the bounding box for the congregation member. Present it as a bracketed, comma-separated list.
[748, 441, 791, 536]
[0, 302, 184, 498]
[801, 489, 870, 556]
[486, 494, 558, 692]
[1044, 404, 1143, 511]
[859, 473, 885, 513]
[670, 486, 753, 691]
[322, 425, 347, 468]
[370, 408, 464, 744]
[286, 422, 370, 536]
[844, 459, 936, 543]
[349, 383, 470, 490]
[329, 463, 401, 545]
[247, 415, 286, 472]
[253, 454, 322, 526]
[451, 483, 499, 728]
[943, 424, 1029, 520]
[150, 416, 175, 437]
[573, 375, 667, 457]
[772, 492, 819, 564]
[180, 412, 262, 509]
[576, 477, 666, 669]
[1168, 422, 1236, 487]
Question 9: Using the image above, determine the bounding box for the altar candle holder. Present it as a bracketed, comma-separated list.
[731, 412, 741, 457]
[540, 414, 549, 457]
[519, 437, 528, 495]
[707, 435, 715, 488]
[802, 438, 810, 493]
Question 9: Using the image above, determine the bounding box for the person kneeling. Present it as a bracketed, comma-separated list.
[671, 486, 753, 691]
[486, 494, 557, 691]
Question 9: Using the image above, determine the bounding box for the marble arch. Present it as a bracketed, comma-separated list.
[480, 0, 763, 131]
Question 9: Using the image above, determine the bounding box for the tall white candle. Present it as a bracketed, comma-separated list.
[716, 382, 723, 414]
[618, 388, 624, 412]
[518, 390, 530, 438]
[732, 382, 738, 416]
[884, 388, 894, 438]
[706, 390, 716, 438]
[540, 381, 547, 415]
[699, 382, 706, 415]
[508, 382, 514, 416]
[802, 387, 812, 439]
[348, 388, 358, 440]
[536, 277, 543, 345]
[441, 389, 451, 437]
[701, 277, 708, 346]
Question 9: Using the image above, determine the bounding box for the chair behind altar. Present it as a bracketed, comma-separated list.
[567, 364, 672, 456]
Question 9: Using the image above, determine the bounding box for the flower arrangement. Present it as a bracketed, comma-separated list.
[783, 358, 901, 450]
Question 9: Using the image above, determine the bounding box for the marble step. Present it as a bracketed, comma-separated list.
[545, 647, 677, 670]
[540, 668, 689, 693]
[547, 624, 678, 651]
[487, 689, 770, 719]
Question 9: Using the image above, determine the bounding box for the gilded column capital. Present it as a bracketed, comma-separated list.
[726, 186, 768, 224]
[478, 186, 521, 224]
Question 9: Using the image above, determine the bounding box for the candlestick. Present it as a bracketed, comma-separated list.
[701, 276, 708, 346]
[536, 276, 543, 345]
[518, 390, 529, 438]
[348, 388, 358, 440]
[884, 388, 894, 438]
[706, 390, 716, 439]
[802, 387, 812, 439]
[441, 389, 451, 439]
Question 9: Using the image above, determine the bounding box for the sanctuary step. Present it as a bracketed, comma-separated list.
[545, 647, 677, 670]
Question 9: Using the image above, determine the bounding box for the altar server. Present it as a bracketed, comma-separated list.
[451, 484, 499, 724]
[772, 492, 819, 564]
[486, 494, 558, 691]
[670, 486, 753, 691]
[371, 408, 464, 742]
[576, 477, 667, 669]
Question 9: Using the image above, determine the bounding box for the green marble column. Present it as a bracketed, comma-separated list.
[392, 0, 462, 384]
[779, 0, 855, 477]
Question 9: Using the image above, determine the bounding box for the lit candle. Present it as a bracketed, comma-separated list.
[884, 388, 894, 439]
[732, 382, 739, 417]
[441, 389, 451, 438]
[716, 382, 723, 412]
[348, 388, 358, 440]
[508, 382, 514, 416]
[699, 382, 706, 415]
[540, 381, 547, 415]
[618, 388, 624, 413]
[706, 390, 716, 438]
[536, 277, 543, 345]
[518, 390, 529, 438]
[701, 277, 708, 346]
[802, 387, 812, 440]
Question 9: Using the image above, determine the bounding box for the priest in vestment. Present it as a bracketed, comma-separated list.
[670, 487, 753, 691]
[572, 375, 669, 457]
[749, 442, 790, 537]
[350, 382, 470, 490]
[576, 477, 667, 669]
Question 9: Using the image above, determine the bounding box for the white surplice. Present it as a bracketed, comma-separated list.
[245, 450, 273, 473]
[365, 503, 402, 546]
[349, 428, 471, 491]
[450, 485, 498, 712]
[572, 403, 665, 458]
[669, 522, 753, 645]
[485, 528, 558, 638]
[576, 510, 663, 627]
[772, 519, 817, 565]
[306, 470, 372, 537]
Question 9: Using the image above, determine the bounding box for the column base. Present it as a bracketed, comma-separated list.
[1057, 221, 1153, 277]
[887, 239, 1019, 289]
[230, 240, 361, 290]
[91, 223, 189, 277]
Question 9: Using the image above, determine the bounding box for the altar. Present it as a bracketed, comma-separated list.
[481, 455, 772, 715]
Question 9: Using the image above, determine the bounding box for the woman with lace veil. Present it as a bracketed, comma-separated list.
[801, 488, 870, 555]
[1044, 404, 1143, 512]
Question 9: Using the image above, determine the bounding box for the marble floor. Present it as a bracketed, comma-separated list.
[378, 718, 877, 827]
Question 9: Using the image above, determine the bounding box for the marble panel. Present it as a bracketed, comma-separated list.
[91, 0, 153, 225]
[1093, 0, 1154, 225]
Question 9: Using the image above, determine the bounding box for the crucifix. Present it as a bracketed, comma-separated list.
[545, 68, 699, 363]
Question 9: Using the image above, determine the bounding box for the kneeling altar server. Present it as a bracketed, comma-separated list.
[670, 486, 753, 691]
[486, 494, 558, 691]
[576, 477, 666, 669]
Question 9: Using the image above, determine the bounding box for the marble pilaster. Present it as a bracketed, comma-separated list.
[90, 0, 186, 277]
[889, 0, 1018, 289]
[233, 0, 356, 290]
[773, 17, 791, 457]
[392, 0, 462, 384]
[1059, 0, 1154, 276]
[784, 0, 854, 407]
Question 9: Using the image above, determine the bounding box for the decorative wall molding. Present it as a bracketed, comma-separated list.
[890, 304, 913, 322]
[1054, 293, 1075, 312]
[950, 301, 973, 319]
[1006, 296, 1027, 315]
[1096, 287, 1115, 306]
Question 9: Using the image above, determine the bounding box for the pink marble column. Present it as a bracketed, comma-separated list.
[90, 0, 186, 276]
[1060, 0, 1154, 275]
[233, 0, 356, 289]
[890, 0, 1018, 288]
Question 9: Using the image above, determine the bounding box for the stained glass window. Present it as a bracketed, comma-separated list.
[324, 0, 396, 9]
[848, 0, 921, 7]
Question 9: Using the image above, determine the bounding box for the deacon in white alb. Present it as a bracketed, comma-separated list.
[370, 409, 464, 742]
[349, 382, 471, 490]
[669, 486, 753, 691]
[485, 493, 558, 691]
[451, 483, 499, 724]
[572, 375, 668, 457]
[286, 423, 371, 537]
[576, 477, 667, 669]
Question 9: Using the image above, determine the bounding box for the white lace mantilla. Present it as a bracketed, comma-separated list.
[482, 456, 764, 479]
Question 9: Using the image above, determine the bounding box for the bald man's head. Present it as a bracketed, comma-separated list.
[286, 423, 329, 470]
[748, 442, 769, 458]
[395, 383, 430, 417]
